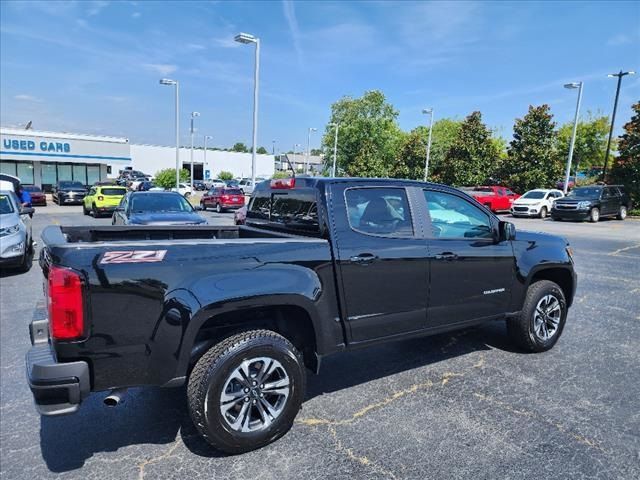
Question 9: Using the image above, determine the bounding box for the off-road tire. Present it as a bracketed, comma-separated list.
[507, 280, 567, 353]
[187, 329, 305, 454]
[617, 205, 627, 220]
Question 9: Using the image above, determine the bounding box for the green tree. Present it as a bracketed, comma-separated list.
[310, 148, 323, 156]
[217, 171, 234, 181]
[232, 142, 248, 153]
[257, 146, 268, 154]
[392, 119, 463, 181]
[501, 104, 562, 192]
[154, 168, 189, 189]
[610, 101, 640, 206]
[321, 90, 403, 177]
[440, 111, 500, 186]
[272, 171, 291, 179]
[557, 112, 610, 173]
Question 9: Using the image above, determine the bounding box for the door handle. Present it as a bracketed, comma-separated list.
[350, 253, 378, 265]
[434, 252, 458, 261]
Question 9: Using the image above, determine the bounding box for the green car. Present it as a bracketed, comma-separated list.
[83, 185, 128, 217]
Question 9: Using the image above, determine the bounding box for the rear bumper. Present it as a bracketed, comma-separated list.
[551, 209, 589, 220]
[26, 318, 90, 416]
[220, 203, 243, 210]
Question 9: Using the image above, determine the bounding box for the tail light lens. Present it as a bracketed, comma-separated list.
[48, 266, 84, 340]
[221, 194, 230, 201]
[271, 178, 295, 189]
[98, 195, 104, 201]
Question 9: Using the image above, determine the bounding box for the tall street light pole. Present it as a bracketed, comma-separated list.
[189, 111, 200, 190]
[235, 32, 260, 190]
[293, 143, 301, 173]
[272, 140, 276, 155]
[602, 70, 635, 180]
[306, 127, 317, 174]
[421, 108, 434, 182]
[204, 135, 213, 183]
[563, 82, 583, 195]
[329, 123, 339, 177]
[159, 78, 180, 188]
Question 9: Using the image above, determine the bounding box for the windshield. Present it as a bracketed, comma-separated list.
[101, 188, 127, 196]
[0, 194, 15, 214]
[522, 191, 545, 199]
[130, 193, 193, 213]
[23, 185, 42, 192]
[59, 181, 84, 189]
[224, 189, 243, 195]
[567, 187, 601, 199]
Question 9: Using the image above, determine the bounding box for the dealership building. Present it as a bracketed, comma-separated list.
[0, 127, 275, 191]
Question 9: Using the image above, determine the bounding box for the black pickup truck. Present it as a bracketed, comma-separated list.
[27, 178, 576, 453]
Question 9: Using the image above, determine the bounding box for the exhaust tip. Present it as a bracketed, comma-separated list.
[103, 388, 127, 407]
[104, 396, 119, 407]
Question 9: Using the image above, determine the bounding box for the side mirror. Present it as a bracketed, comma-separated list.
[498, 220, 516, 242]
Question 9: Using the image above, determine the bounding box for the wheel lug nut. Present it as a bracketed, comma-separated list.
[259, 392, 264, 398]
[252, 399, 256, 404]
[260, 384, 264, 389]
[244, 388, 250, 393]
[252, 381, 257, 386]
[244, 397, 250, 402]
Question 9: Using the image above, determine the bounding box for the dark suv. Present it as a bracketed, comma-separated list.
[551, 185, 631, 222]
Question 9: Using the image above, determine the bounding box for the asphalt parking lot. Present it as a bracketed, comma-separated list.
[1, 207, 639, 479]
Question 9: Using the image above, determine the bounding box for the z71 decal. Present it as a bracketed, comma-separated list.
[100, 250, 167, 264]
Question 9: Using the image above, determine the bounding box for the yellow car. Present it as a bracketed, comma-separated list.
[83, 185, 128, 217]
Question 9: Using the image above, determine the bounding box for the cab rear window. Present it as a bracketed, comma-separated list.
[247, 189, 319, 233]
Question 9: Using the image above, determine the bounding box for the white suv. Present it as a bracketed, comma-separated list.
[511, 189, 564, 218]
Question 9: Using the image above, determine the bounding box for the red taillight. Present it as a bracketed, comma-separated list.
[98, 195, 104, 201]
[48, 266, 84, 340]
[221, 194, 230, 201]
[270, 178, 295, 189]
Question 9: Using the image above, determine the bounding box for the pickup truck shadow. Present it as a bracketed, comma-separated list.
[39, 321, 513, 470]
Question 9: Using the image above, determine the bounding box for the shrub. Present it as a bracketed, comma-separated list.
[154, 168, 189, 189]
[217, 171, 234, 181]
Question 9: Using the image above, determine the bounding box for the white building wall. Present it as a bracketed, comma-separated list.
[125, 144, 275, 180]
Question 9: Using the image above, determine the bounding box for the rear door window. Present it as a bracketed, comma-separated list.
[345, 188, 413, 237]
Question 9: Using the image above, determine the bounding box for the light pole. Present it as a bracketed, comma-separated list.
[602, 70, 635, 180]
[293, 143, 301, 173]
[422, 108, 434, 182]
[189, 111, 200, 190]
[306, 127, 317, 174]
[235, 32, 260, 190]
[159, 78, 180, 188]
[204, 135, 213, 183]
[563, 82, 583, 195]
[329, 123, 339, 177]
[272, 140, 276, 155]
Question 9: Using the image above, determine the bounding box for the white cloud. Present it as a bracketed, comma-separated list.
[142, 63, 177, 76]
[607, 33, 632, 46]
[14, 94, 43, 103]
[132, 12, 141, 19]
[87, 1, 109, 17]
[282, 0, 303, 65]
[212, 36, 240, 49]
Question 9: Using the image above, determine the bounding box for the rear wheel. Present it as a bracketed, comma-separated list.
[617, 205, 627, 220]
[589, 207, 600, 223]
[507, 280, 567, 352]
[187, 330, 305, 454]
[539, 206, 547, 219]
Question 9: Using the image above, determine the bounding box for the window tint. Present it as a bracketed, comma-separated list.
[0, 194, 15, 214]
[424, 190, 493, 239]
[224, 189, 243, 195]
[101, 188, 127, 196]
[345, 188, 413, 237]
[89, 188, 97, 196]
[505, 189, 515, 196]
[130, 193, 193, 213]
[247, 189, 319, 233]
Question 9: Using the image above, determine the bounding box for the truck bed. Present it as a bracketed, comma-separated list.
[42, 224, 305, 245]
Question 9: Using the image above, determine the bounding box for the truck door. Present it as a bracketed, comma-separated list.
[423, 188, 514, 327]
[330, 185, 429, 343]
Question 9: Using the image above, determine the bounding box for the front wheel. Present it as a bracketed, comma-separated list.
[200, 201, 206, 211]
[589, 207, 600, 223]
[187, 330, 305, 454]
[617, 205, 627, 220]
[92, 204, 99, 217]
[539, 206, 547, 219]
[82, 204, 89, 215]
[507, 280, 567, 352]
[184, 192, 191, 198]
[216, 203, 222, 213]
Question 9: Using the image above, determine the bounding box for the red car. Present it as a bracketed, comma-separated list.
[23, 185, 47, 206]
[200, 187, 245, 213]
[463, 186, 520, 212]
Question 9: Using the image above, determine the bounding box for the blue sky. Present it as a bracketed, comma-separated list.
[1, 0, 639, 151]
